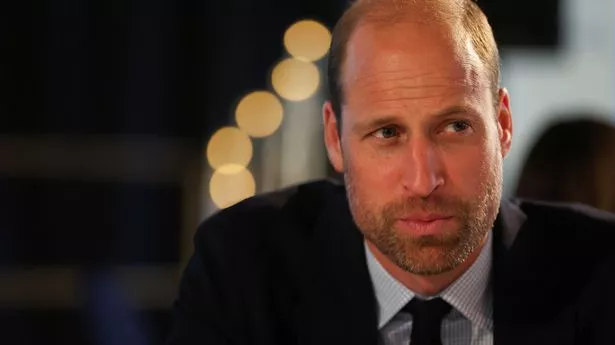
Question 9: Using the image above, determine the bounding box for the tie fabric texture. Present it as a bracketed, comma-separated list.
[403, 297, 452, 345]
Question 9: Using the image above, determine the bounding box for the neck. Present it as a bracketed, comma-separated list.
[367, 234, 488, 297]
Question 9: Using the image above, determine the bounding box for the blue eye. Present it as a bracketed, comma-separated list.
[374, 126, 399, 139]
[445, 121, 471, 133]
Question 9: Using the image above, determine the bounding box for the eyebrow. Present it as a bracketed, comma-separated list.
[352, 105, 480, 133]
[352, 115, 400, 134]
[432, 105, 481, 120]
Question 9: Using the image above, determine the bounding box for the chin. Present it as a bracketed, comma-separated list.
[400, 259, 459, 276]
[397, 243, 467, 275]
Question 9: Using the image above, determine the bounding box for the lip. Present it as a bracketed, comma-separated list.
[399, 214, 452, 222]
[396, 215, 454, 236]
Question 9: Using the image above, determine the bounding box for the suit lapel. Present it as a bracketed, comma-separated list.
[295, 186, 379, 345]
[492, 199, 529, 342]
[492, 200, 577, 345]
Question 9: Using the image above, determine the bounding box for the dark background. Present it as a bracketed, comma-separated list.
[0, 0, 559, 344]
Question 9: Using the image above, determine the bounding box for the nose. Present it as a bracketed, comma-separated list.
[402, 136, 444, 198]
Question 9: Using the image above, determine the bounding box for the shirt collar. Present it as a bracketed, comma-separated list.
[365, 230, 493, 330]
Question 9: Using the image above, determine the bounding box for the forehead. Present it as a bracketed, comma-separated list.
[342, 20, 487, 104]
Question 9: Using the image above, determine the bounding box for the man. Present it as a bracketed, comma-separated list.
[167, 0, 615, 344]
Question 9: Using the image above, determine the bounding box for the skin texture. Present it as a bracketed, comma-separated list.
[323, 18, 512, 296]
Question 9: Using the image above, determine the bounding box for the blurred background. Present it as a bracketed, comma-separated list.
[1, 0, 613, 344]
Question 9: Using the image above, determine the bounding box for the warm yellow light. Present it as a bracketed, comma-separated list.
[235, 91, 284, 138]
[216, 164, 246, 175]
[209, 166, 256, 208]
[271, 58, 320, 101]
[284, 20, 332, 62]
[206, 127, 253, 170]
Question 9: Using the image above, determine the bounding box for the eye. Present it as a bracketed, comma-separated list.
[444, 120, 472, 134]
[373, 126, 400, 139]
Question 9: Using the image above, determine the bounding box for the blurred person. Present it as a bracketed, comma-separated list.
[516, 117, 615, 213]
[168, 0, 615, 344]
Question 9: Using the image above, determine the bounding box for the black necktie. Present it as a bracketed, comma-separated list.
[403, 297, 452, 345]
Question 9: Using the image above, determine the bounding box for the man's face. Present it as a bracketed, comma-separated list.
[323, 20, 512, 275]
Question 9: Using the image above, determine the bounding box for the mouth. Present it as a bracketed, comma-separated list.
[400, 214, 452, 222]
[396, 214, 454, 236]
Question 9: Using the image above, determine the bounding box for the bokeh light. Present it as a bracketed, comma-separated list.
[235, 91, 284, 137]
[209, 166, 256, 208]
[206, 127, 253, 170]
[283, 19, 332, 62]
[271, 58, 320, 101]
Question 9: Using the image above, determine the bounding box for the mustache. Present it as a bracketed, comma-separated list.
[382, 195, 468, 217]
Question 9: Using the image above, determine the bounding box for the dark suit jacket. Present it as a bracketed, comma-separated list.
[167, 179, 615, 345]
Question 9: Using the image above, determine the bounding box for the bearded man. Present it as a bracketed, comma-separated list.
[167, 1, 615, 344]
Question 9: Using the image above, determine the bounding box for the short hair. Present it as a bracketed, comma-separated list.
[326, 0, 500, 124]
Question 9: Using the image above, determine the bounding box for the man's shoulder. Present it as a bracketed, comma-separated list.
[515, 198, 615, 234]
[497, 200, 615, 340]
[513, 198, 615, 263]
[193, 178, 345, 247]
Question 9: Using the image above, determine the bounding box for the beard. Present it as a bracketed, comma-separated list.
[345, 161, 502, 276]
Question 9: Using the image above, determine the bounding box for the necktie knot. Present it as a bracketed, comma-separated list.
[403, 297, 452, 345]
[404, 297, 452, 321]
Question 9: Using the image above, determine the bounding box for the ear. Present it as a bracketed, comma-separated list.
[322, 101, 345, 173]
[496, 88, 513, 158]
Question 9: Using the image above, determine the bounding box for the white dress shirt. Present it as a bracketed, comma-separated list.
[365, 231, 494, 345]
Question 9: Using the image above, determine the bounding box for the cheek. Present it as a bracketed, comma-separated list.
[345, 143, 402, 190]
[444, 143, 498, 193]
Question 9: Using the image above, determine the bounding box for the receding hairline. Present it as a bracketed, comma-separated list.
[347, 0, 469, 24]
[342, 1, 493, 83]
[327, 0, 500, 118]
